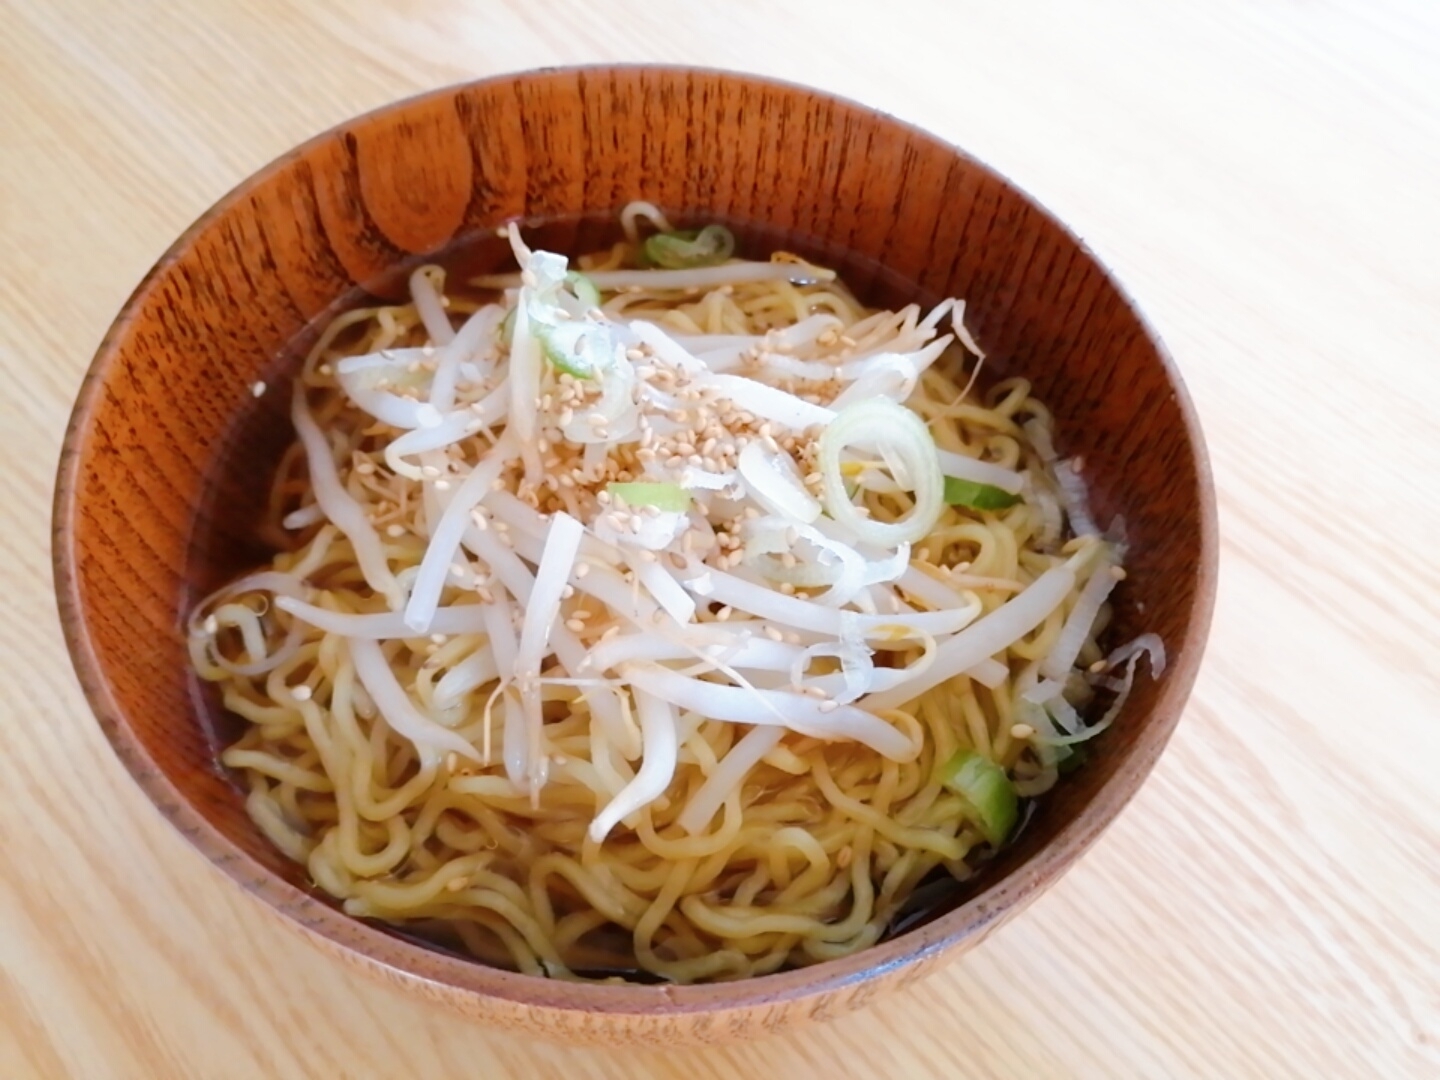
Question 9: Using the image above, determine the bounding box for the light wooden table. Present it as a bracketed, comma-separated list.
[3, 1, 1436, 1076]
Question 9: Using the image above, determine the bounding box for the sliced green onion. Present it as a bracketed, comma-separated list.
[1056, 744, 1088, 774]
[607, 481, 691, 512]
[501, 273, 597, 349]
[565, 271, 601, 309]
[536, 323, 593, 378]
[939, 748, 1018, 847]
[817, 399, 945, 547]
[943, 476, 1021, 510]
[642, 224, 736, 270]
[537, 320, 622, 380]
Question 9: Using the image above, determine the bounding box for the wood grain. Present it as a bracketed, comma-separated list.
[4, 0, 1438, 1075]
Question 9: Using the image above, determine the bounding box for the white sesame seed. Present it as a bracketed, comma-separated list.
[291, 684, 313, 701]
[202, 615, 219, 634]
[251, 380, 266, 397]
[386, 524, 405, 537]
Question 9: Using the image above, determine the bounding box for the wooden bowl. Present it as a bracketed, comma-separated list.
[53, 66, 1217, 1046]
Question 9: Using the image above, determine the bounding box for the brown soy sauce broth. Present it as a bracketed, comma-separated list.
[183, 211, 1042, 980]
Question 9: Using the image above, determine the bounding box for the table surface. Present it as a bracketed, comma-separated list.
[3, 1, 1437, 1076]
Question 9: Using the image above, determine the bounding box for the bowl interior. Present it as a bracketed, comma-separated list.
[56, 66, 1214, 1038]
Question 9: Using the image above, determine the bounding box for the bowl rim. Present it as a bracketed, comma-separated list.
[52, 63, 1219, 1018]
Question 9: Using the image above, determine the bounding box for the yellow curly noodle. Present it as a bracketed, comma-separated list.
[190, 227, 1115, 984]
